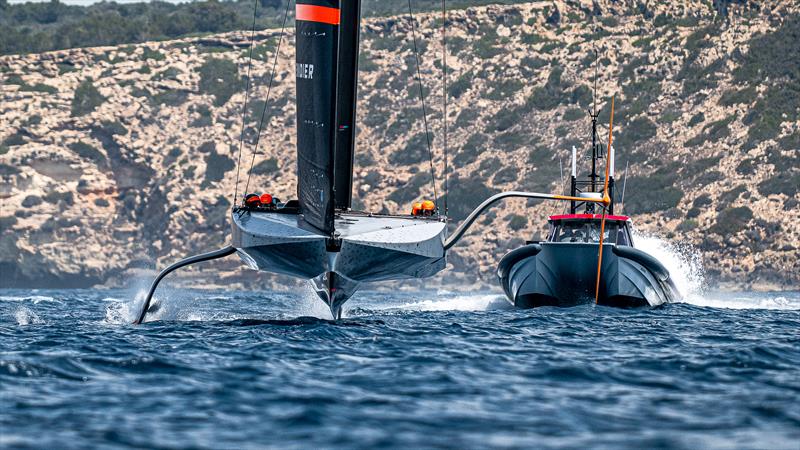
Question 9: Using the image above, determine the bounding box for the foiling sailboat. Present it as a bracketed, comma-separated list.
[136, 0, 450, 322]
[497, 101, 681, 308]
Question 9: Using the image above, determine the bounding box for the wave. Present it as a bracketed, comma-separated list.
[14, 306, 44, 325]
[0, 295, 59, 304]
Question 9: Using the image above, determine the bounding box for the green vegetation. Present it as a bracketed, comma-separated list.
[493, 166, 517, 184]
[21, 82, 58, 94]
[203, 147, 235, 186]
[43, 191, 73, 207]
[507, 214, 528, 231]
[563, 108, 584, 122]
[716, 185, 747, 211]
[141, 47, 165, 61]
[735, 159, 756, 175]
[473, 24, 503, 59]
[494, 130, 527, 150]
[711, 206, 753, 235]
[390, 132, 430, 166]
[21, 195, 43, 208]
[68, 141, 107, 167]
[757, 171, 800, 197]
[387, 172, 431, 206]
[485, 78, 524, 101]
[191, 105, 214, 127]
[444, 174, 498, 221]
[688, 112, 705, 127]
[676, 219, 698, 232]
[733, 17, 800, 150]
[624, 171, 683, 214]
[615, 117, 657, 150]
[198, 58, 239, 106]
[2, 131, 27, 148]
[529, 67, 566, 110]
[742, 85, 799, 150]
[251, 157, 279, 175]
[163, 147, 182, 167]
[685, 115, 735, 147]
[448, 72, 472, 99]
[719, 86, 757, 107]
[453, 133, 487, 166]
[0, 0, 652, 56]
[71, 79, 106, 117]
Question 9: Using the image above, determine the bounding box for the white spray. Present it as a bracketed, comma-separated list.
[632, 229, 706, 302]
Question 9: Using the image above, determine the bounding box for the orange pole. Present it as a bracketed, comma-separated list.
[595, 95, 615, 304]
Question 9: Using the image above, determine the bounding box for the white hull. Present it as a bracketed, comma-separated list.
[231, 210, 447, 317]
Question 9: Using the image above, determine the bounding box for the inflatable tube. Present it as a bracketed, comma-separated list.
[612, 245, 671, 282]
[497, 244, 542, 280]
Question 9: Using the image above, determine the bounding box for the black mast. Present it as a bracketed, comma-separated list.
[333, 0, 361, 211]
[295, 0, 361, 232]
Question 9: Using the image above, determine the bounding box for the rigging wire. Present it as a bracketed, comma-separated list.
[243, 0, 291, 198]
[441, 0, 448, 217]
[407, 0, 438, 210]
[233, 0, 261, 207]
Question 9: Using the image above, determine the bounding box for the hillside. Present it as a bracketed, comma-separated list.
[1, 0, 798, 291]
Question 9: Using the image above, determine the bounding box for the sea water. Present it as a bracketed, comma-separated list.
[2, 287, 798, 449]
[2, 236, 799, 449]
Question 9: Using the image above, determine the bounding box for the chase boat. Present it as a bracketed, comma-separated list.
[497, 109, 681, 308]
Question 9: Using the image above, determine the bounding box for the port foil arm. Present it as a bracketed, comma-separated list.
[134, 246, 237, 324]
[444, 191, 604, 250]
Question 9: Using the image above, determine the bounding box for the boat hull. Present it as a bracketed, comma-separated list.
[231, 210, 446, 316]
[498, 243, 680, 308]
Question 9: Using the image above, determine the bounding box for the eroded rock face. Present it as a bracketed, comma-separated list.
[1, 1, 798, 291]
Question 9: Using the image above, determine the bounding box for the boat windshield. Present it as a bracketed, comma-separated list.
[550, 221, 629, 245]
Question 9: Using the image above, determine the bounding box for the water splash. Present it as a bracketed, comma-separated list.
[681, 292, 800, 310]
[631, 230, 799, 310]
[632, 230, 706, 301]
[14, 306, 44, 325]
[393, 293, 512, 312]
[293, 282, 336, 319]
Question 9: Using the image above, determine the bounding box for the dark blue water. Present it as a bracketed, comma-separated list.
[2, 288, 799, 449]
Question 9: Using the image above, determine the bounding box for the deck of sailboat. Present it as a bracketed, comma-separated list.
[231, 208, 447, 283]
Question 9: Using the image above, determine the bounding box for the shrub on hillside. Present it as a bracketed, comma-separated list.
[757, 171, 800, 197]
[444, 174, 498, 221]
[623, 172, 683, 214]
[711, 206, 753, 235]
[719, 86, 757, 106]
[198, 58, 239, 106]
[203, 148, 234, 186]
[68, 142, 107, 167]
[529, 67, 566, 111]
[387, 172, 431, 206]
[389, 132, 429, 166]
[453, 133, 487, 166]
[507, 214, 528, 231]
[250, 157, 279, 176]
[71, 79, 106, 116]
[615, 117, 657, 150]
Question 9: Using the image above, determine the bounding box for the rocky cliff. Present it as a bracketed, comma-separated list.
[1, 0, 798, 291]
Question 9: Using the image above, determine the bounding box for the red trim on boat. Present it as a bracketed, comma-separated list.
[296, 5, 340, 25]
[549, 214, 631, 221]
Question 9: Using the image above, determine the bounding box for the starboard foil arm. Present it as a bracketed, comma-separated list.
[443, 191, 606, 250]
[134, 246, 237, 324]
